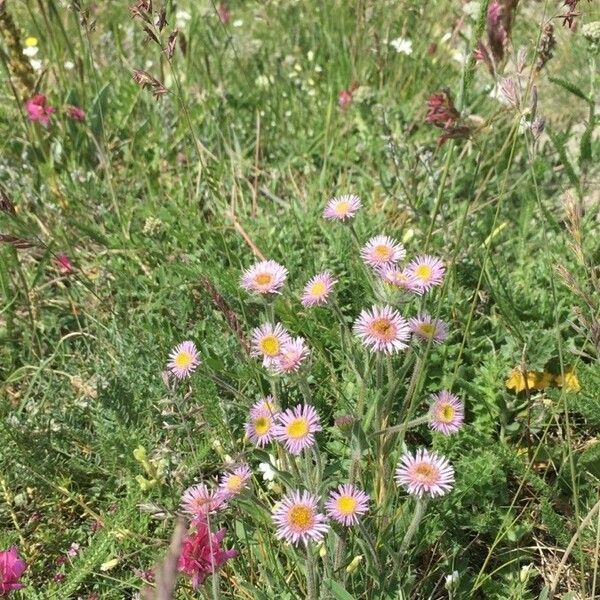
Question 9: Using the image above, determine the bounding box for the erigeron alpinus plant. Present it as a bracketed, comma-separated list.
[163, 196, 466, 597]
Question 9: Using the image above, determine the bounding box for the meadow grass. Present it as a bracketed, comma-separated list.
[1, 1, 600, 598]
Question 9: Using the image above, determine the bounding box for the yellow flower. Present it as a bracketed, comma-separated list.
[506, 369, 553, 392]
[555, 367, 581, 392]
[25, 37, 38, 47]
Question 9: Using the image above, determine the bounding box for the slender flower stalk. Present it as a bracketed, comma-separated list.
[398, 497, 429, 556]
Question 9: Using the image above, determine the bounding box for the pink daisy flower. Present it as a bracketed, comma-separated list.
[167, 341, 201, 379]
[409, 314, 448, 344]
[353, 305, 411, 354]
[380, 266, 422, 294]
[250, 323, 291, 366]
[406, 255, 445, 291]
[245, 408, 277, 447]
[301, 271, 337, 307]
[272, 490, 329, 545]
[250, 396, 278, 417]
[272, 337, 310, 375]
[181, 483, 225, 518]
[395, 449, 455, 498]
[219, 464, 252, 498]
[241, 260, 288, 295]
[273, 404, 321, 455]
[429, 391, 464, 435]
[323, 195, 362, 221]
[325, 484, 369, 526]
[360, 235, 405, 269]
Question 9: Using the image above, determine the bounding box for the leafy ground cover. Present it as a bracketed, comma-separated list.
[1, 1, 600, 598]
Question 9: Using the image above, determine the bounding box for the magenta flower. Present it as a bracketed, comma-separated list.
[272, 490, 329, 545]
[219, 464, 252, 498]
[325, 484, 369, 526]
[353, 305, 411, 354]
[429, 391, 464, 435]
[323, 195, 362, 221]
[301, 271, 337, 306]
[181, 483, 226, 518]
[0, 546, 27, 595]
[395, 449, 455, 498]
[241, 260, 287, 295]
[167, 340, 200, 379]
[25, 94, 55, 126]
[178, 521, 237, 589]
[409, 314, 448, 344]
[338, 89, 353, 109]
[272, 337, 310, 375]
[217, 2, 231, 24]
[360, 235, 405, 269]
[405, 255, 445, 292]
[250, 322, 291, 366]
[55, 254, 74, 274]
[273, 404, 321, 455]
[65, 105, 85, 121]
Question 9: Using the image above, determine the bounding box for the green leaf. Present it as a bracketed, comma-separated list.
[548, 77, 593, 104]
[538, 586, 549, 600]
[547, 130, 580, 192]
[322, 579, 358, 600]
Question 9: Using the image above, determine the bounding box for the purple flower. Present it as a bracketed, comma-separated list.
[0, 547, 27, 595]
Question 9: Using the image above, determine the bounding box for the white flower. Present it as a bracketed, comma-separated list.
[64, 60, 75, 70]
[175, 9, 191, 28]
[445, 571, 459, 592]
[30, 59, 43, 72]
[23, 46, 39, 57]
[255, 74, 270, 88]
[233, 19, 243, 27]
[389, 37, 413, 55]
[258, 454, 280, 481]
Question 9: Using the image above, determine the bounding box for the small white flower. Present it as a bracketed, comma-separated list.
[175, 9, 191, 28]
[233, 19, 243, 27]
[389, 37, 413, 55]
[30, 59, 43, 72]
[23, 46, 39, 57]
[445, 571, 459, 591]
[258, 454, 280, 481]
[255, 74, 270, 88]
[64, 60, 75, 70]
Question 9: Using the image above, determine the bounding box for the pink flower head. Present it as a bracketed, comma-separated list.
[241, 260, 287, 295]
[167, 340, 200, 379]
[273, 403, 321, 455]
[66, 543, 80, 558]
[181, 483, 225, 518]
[219, 464, 251, 498]
[217, 2, 231, 24]
[325, 484, 369, 526]
[250, 322, 291, 367]
[245, 407, 277, 447]
[338, 89, 353, 109]
[405, 255, 445, 291]
[272, 337, 310, 375]
[55, 254, 74, 274]
[380, 266, 422, 294]
[353, 305, 410, 354]
[65, 105, 85, 121]
[301, 271, 337, 306]
[25, 94, 55, 126]
[395, 449, 455, 498]
[323, 195, 362, 221]
[409, 314, 448, 344]
[429, 391, 464, 435]
[0, 546, 27, 595]
[360, 235, 405, 269]
[178, 521, 237, 589]
[272, 490, 329, 545]
[250, 396, 278, 418]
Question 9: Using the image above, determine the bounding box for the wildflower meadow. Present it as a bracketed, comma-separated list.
[2, 1, 600, 598]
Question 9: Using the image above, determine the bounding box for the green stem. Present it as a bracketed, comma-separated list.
[305, 545, 318, 600]
[399, 497, 428, 557]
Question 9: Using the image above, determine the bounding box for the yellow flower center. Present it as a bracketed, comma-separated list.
[288, 505, 314, 529]
[373, 245, 392, 260]
[175, 351, 192, 368]
[371, 318, 395, 339]
[415, 264, 432, 281]
[225, 474, 242, 492]
[336, 495, 357, 515]
[438, 404, 455, 423]
[413, 463, 438, 484]
[254, 415, 271, 435]
[254, 273, 273, 286]
[260, 335, 280, 356]
[334, 201, 350, 215]
[418, 323, 435, 336]
[310, 281, 327, 297]
[287, 417, 309, 439]
[25, 36, 38, 47]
